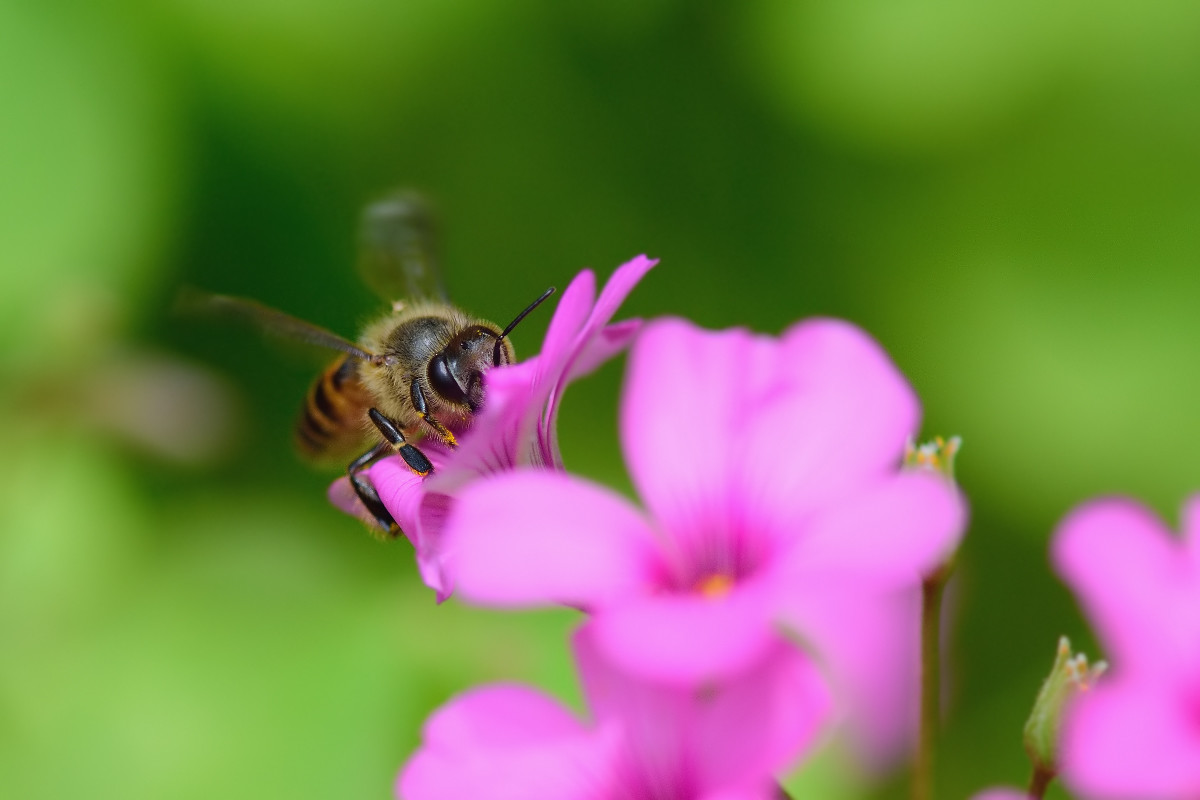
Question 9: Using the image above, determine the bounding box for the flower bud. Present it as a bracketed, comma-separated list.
[904, 435, 962, 482]
[1023, 636, 1107, 777]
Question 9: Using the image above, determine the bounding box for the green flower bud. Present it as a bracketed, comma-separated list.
[903, 435, 962, 482]
[1023, 636, 1107, 777]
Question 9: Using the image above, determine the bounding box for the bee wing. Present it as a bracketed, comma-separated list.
[177, 289, 375, 361]
[357, 189, 448, 303]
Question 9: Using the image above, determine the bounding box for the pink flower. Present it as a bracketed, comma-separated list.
[398, 622, 831, 800]
[330, 256, 655, 598]
[970, 790, 1032, 800]
[1053, 495, 1200, 799]
[443, 317, 966, 762]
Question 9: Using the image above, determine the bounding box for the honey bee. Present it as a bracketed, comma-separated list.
[193, 191, 554, 535]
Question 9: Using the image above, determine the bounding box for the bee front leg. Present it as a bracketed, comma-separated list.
[368, 407, 434, 476]
[409, 378, 458, 447]
[348, 440, 400, 535]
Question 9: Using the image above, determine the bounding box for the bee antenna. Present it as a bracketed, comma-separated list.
[493, 286, 556, 365]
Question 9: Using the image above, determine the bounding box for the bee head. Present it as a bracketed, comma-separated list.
[427, 325, 510, 410]
[426, 286, 555, 412]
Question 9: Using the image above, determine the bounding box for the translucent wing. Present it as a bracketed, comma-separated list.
[177, 289, 375, 361]
[357, 189, 447, 303]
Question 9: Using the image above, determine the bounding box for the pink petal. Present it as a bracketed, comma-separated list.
[700, 791, 782, 800]
[535, 318, 644, 471]
[411, 492, 455, 601]
[446, 471, 661, 609]
[970, 790, 1032, 800]
[421, 684, 584, 746]
[541, 257, 656, 463]
[1052, 498, 1193, 674]
[566, 319, 643, 383]
[575, 623, 831, 793]
[433, 260, 653, 481]
[1183, 493, 1200, 572]
[367, 457, 457, 599]
[620, 319, 775, 549]
[775, 576, 924, 765]
[330, 454, 458, 593]
[398, 684, 604, 800]
[1060, 679, 1200, 798]
[779, 472, 965, 586]
[586, 581, 779, 684]
[327, 476, 388, 532]
[331, 453, 461, 599]
[447, 270, 598, 479]
[740, 318, 919, 523]
[583, 256, 655, 338]
[684, 643, 832, 786]
[370, 457, 430, 537]
[620, 318, 919, 554]
[434, 359, 546, 490]
[537, 269, 596, 373]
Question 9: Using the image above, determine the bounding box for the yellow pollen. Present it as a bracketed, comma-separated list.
[695, 574, 734, 599]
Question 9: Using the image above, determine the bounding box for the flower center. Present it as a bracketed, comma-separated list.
[693, 573, 735, 599]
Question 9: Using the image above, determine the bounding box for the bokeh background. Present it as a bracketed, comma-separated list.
[4, 1, 1199, 797]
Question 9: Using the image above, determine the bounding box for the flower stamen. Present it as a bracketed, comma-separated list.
[695, 573, 734, 599]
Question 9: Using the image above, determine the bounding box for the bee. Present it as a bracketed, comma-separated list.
[192, 191, 554, 535]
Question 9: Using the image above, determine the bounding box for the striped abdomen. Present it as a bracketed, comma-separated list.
[295, 356, 375, 463]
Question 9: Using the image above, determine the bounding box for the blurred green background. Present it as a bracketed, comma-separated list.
[4, 1, 1199, 797]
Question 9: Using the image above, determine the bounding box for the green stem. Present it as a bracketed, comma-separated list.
[1027, 765, 1055, 799]
[913, 564, 950, 800]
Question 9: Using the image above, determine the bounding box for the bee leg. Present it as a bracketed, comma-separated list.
[348, 441, 401, 535]
[368, 407, 434, 476]
[409, 378, 458, 448]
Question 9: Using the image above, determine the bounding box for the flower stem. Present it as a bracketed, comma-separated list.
[913, 563, 951, 800]
[1027, 765, 1055, 799]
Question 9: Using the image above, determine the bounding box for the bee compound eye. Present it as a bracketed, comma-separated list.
[427, 353, 468, 404]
